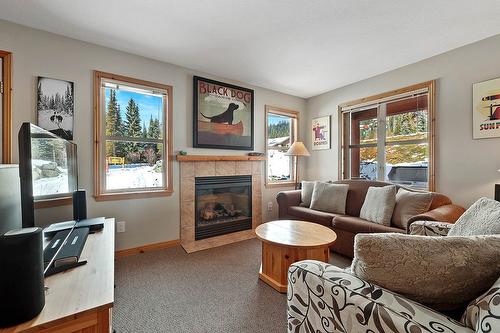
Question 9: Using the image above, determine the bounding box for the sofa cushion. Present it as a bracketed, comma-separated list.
[287, 206, 337, 226]
[334, 180, 394, 217]
[392, 188, 433, 229]
[448, 197, 500, 236]
[351, 233, 500, 311]
[299, 181, 315, 207]
[359, 185, 397, 226]
[310, 182, 349, 214]
[332, 215, 404, 234]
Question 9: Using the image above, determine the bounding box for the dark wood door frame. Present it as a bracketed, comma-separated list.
[0, 50, 12, 163]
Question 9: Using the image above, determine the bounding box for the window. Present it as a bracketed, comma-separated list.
[340, 81, 435, 190]
[93, 71, 173, 200]
[265, 106, 298, 186]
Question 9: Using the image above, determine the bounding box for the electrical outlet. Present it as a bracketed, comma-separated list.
[267, 201, 273, 212]
[116, 221, 126, 233]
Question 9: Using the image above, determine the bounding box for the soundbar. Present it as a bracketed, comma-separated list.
[43, 217, 105, 237]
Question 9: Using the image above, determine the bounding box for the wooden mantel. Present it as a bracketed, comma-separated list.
[176, 154, 266, 162]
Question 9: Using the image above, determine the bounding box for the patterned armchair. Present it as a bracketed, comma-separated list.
[287, 260, 500, 333]
[408, 220, 454, 236]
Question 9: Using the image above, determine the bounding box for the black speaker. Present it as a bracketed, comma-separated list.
[0, 227, 45, 327]
[495, 184, 500, 202]
[73, 189, 87, 221]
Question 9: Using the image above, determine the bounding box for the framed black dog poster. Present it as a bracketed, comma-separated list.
[193, 76, 254, 150]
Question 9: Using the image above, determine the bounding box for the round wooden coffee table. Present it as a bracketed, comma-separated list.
[255, 220, 337, 293]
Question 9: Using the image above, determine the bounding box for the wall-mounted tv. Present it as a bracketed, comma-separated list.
[18, 123, 78, 228]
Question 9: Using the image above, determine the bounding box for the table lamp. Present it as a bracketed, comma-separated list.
[285, 141, 310, 190]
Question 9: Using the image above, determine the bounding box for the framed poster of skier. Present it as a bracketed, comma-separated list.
[312, 115, 331, 150]
[193, 76, 254, 150]
[473, 77, 500, 139]
[36, 76, 74, 140]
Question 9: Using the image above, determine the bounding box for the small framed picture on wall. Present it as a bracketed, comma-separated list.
[311, 115, 331, 150]
[36, 76, 74, 140]
[473, 77, 500, 139]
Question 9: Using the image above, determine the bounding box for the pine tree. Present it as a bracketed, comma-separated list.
[416, 110, 427, 132]
[124, 98, 143, 162]
[115, 105, 123, 135]
[147, 116, 160, 139]
[64, 84, 73, 115]
[125, 98, 142, 137]
[147, 116, 160, 154]
[49, 96, 55, 110]
[142, 122, 148, 138]
[114, 105, 127, 158]
[37, 82, 44, 111]
[267, 120, 290, 139]
[105, 89, 119, 156]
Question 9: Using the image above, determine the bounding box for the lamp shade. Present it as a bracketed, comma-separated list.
[285, 141, 310, 157]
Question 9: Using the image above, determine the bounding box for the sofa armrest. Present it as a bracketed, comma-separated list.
[407, 204, 466, 230]
[276, 190, 301, 218]
[409, 220, 453, 236]
[287, 260, 471, 333]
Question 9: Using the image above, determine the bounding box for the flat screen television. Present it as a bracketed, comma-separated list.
[18, 123, 78, 228]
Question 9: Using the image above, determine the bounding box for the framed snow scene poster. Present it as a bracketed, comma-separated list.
[37, 76, 74, 140]
[193, 76, 254, 150]
[312, 115, 330, 150]
[473, 77, 500, 139]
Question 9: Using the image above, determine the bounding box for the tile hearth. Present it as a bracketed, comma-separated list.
[179, 159, 263, 253]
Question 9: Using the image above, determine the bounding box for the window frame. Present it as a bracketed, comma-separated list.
[338, 80, 435, 191]
[1, 50, 12, 164]
[264, 105, 299, 188]
[93, 71, 173, 201]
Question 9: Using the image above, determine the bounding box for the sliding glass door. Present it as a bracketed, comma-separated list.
[341, 82, 434, 190]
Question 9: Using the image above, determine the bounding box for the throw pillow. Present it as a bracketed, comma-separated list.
[448, 197, 500, 236]
[309, 182, 349, 214]
[300, 181, 316, 207]
[351, 233, 500, 311]
[392, 188, 433, 229]
[359, 185, 396, 226]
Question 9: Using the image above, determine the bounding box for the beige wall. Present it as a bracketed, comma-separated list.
[305, 34, 500, 208]
[0, 20, 306, 250]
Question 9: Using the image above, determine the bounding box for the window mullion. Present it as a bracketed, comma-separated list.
[105, 136, 163, 144]
[347, 111, 352, 179]
[376, 103, 386, 180]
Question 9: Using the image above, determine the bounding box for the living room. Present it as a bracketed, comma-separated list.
[0, 1, 499, 333]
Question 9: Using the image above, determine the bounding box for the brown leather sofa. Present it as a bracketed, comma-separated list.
[276, 179, 465, 258]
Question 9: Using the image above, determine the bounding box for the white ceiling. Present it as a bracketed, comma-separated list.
[1, 1, 500, 98]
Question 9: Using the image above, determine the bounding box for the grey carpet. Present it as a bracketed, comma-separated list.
[113, 238, 351, 333]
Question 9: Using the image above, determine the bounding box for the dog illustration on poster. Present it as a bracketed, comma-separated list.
[193, 76, 254, 150]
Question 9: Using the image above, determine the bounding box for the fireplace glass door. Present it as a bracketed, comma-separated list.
[195, 175, 252, 240]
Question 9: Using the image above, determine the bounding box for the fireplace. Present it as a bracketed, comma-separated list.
[195, 175, 252, 240]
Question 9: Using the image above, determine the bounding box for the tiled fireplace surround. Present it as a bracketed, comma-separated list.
[179, 159, 263, 253]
